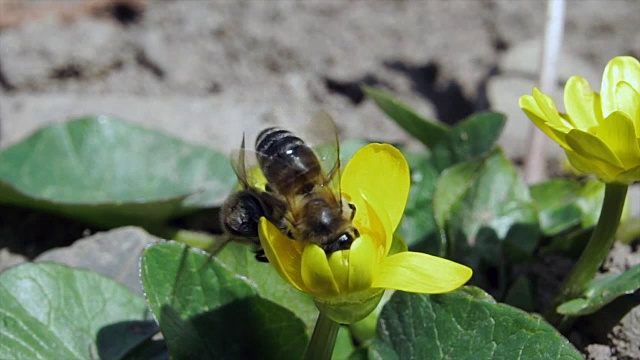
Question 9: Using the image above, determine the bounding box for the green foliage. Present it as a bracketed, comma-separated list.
[368, 287, 583, 360]
[434, 149, 539, 295]
[0, 263, 156, 360]
[530, 179, 605, 236]
[2, 91, 636, 359]
[398, 152, 440, 252]
[557, 264, 640, 316]
[363, 87, 448, 148]
[429, 111, 506, 172]
[140, 242, 308, 359]
[215, 241, 318, 331]
[0, 116, 235, 228]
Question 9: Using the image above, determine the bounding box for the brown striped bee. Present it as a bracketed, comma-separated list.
[220, 112, 359, 261]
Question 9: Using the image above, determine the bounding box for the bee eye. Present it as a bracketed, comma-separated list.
[336, 233, 353, 249]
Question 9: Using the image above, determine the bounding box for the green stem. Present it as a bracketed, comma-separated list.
[546, 182, 628, 325]
[305, 312, 340, 360]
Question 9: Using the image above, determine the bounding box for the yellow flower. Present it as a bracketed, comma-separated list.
[258, 143, 473, 324]
[519, 56, 640, 183]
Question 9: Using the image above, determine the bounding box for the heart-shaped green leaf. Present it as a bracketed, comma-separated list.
[530, 179, 605, 236]
[215, 241, 318, 331]
[140, 242, 308, 359]
[363, 87, 449, 148]
[431, 112, 505, 172]
[436, 149, 539, 260]
[0, 263, 152, 360]
[434, 150, 539, 294]
[0, 116, 236, 227]
[433, 157, 484, 232]
[557, 264, 640, 316]
[369, 287, 582, 359]
[399, 152, 440, 253]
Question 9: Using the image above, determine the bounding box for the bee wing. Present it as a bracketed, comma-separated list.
[230, 134, 264, 191]
[303, 111, 342, 190]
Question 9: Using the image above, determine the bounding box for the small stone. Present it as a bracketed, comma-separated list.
[35, 226, 160, 295]
[0, 248, 27, 273]
[585, 344, 612, 360]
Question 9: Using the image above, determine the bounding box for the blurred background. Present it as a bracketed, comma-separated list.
[1, 1, 639, 267]
[1, 3, 639, 358]
[1, 0, 639, 159]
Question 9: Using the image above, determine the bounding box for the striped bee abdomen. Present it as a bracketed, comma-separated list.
[255, 127, 321, 196]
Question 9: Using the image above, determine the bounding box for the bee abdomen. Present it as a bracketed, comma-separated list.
[255, 127, 321, 195]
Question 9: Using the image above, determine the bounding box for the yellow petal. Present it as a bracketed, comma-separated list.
[372, 252, 472, 294]
[565, 129, 623, 168]
[532, 88, 571, 129]
[565, 149, 622, 183]
[519, 96, 570, 149]
[564, 76, 601, 130]
[347, 235, 377, 292]
[616, 165, 640, 184]
[258, 218, 308, 292]
[328, 250, 350, 293]
[301, 244, 339, 297]
[615, 81, 640, 137]
[601, 56, 640, 118]
[341, 144, 410, 234]
[519, 94, 546, 119]
[522, 108, 570, 149]
[388, 233, 409, 256]
[362, 191, 393, 256]
[595, 111, 640, 168]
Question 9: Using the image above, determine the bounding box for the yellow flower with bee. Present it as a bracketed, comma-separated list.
[519, 56, 640, 183]
[221, 112, 472, 324]
[258, 142, 472, 323]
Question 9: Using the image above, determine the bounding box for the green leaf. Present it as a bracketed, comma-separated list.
[363, 87, 449, 147]
[504, 276, 535, 312]
[433, 157, 484, 231]
[435, 150, 539, 293]
[0, 263, 152, 360]
[140, 242, 308, 359]
[215, 241, 318, 331]
[557, 264, 640, 316]
[574, 180, 606, 228]
[530, 179, 605, 236]
[431, 112, 505, 172]
[0, 116, 236, 227]
[369, 287, 582, 359]
[399, 152, 440, 252]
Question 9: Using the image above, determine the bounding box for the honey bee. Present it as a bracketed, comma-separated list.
[220, 112, 360, 262]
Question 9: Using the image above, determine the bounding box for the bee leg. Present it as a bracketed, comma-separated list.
[348, 203, 356, 220]
[254, 249, 269, 263]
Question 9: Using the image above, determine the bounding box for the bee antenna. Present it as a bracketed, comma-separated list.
[238, 133, 247, 180]
[321, 111, 343, 209]
[335, 129, 343, 210]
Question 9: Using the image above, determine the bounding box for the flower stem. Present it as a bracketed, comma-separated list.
[305, 312, 340, 360]
[547, 182, 628, 325]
